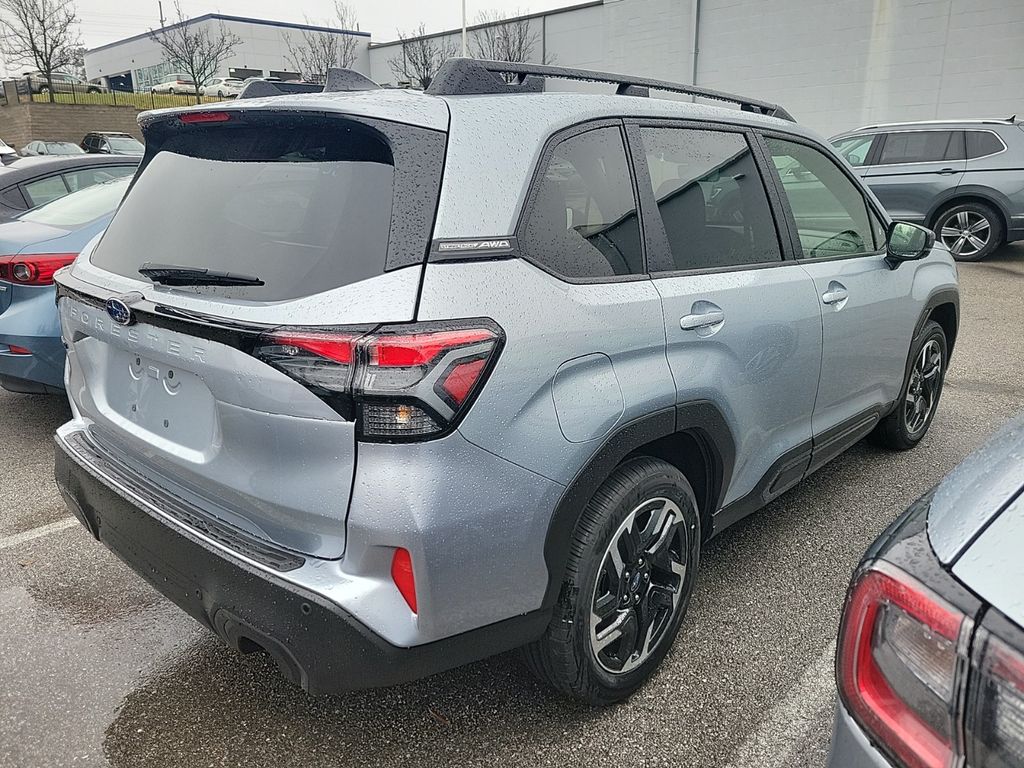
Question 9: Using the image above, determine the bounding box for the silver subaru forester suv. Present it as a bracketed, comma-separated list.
[53, 60, 959, 705]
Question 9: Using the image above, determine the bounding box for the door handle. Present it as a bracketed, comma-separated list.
[821, 282, 849, 306]
[680, 307, 725, 331]
[936, 168, 958, 175]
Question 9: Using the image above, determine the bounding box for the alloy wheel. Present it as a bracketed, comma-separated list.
[590, 497, 690, 674]
[905, 339, 943, 436]
[939, 210, 990, 258]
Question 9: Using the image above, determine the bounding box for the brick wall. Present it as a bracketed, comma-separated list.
[0, 101, 143, 150]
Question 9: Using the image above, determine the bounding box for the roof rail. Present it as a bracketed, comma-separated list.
[237, 68, 379, 100]
[425, 58, 795, 122]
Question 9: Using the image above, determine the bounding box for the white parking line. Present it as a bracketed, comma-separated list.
[0, 518, 77, 552]
[723, 641, 838, 768]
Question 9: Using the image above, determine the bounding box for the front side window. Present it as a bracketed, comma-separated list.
[520, 126, 643, 279]
[832, 135, 875, 167]
[766, 137, 879, 259]
[642, 127, 781, 271]
[877, 131, 959, 164]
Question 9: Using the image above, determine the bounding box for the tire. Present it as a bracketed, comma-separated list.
[522, 456, 701, 705]
[39, 86, 49, 94]
[87, 87, 99, 94]
[870, 320, 947, 451]
[933, 201, 1003, 262]
[217, 90, 224, 98]
[168, 88, 175, 95]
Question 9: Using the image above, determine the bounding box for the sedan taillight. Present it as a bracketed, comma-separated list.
[0, 253, 77, 285]
[256, 320, 503, 441]
[967, 622, 1024, 767]
[838, 561, 972, 768]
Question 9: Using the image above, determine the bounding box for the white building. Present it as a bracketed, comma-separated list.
[367, 0, 1024, 137]
[84, 14, 370, 93]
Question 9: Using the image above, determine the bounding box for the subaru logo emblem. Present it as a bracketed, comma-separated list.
[105, 297, 134, 326]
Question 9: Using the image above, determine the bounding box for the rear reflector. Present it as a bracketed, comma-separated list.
[391, 548, 417, 613]
[838, 561, 970, 768]
[0, 253, 77, 285]
[6, 345, 31, 355]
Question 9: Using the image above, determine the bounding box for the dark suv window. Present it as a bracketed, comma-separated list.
[90, 118, 405, 300]
[641, 127, 780, 271]
[520, 126, 643, 279]
[878, 131, 959, 164]
[966, 130, 1004, 159]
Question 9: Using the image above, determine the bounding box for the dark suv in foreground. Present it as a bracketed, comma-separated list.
[831, 118, 1024, 261]
[54, 60, 957, 705]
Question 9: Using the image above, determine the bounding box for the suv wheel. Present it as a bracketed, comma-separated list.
[871, 320, 947, 450]
[934, 202, 1003, 262]
[523, 457, 700, 705]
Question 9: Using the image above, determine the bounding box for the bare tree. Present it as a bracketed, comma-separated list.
[388, 23, 457, 90]
[471, 10, 540, 64]
[282, 2, 361, 84]
[0, 0, 81, 103]
[149, 2, 241, 104]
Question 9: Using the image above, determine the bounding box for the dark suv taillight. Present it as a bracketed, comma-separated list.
[967, 618, 1024, 767]
[837, 561, 973, 768]
[256, 319, 503, 441]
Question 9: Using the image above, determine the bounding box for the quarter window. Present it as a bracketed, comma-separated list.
[766, 138, 879, 259]
[520, 126, 644, 279]
[23, 175, 69, 207]
[966, 131, 1004, 159]
[641, 127, 780, 270]
[878, 131, 959, 164]
[832, 135, 875, 167]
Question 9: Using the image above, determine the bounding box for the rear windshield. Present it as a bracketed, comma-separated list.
[21, 176, 129, 228]
[107, 136, 144, 153]
[90, 119, 397, 300]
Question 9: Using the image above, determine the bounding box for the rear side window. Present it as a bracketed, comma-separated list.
[63, 165, 134, 192]
[966, 131, 1004, 159]
[641, 127, 781, 271]
[520, 126, 643, 279]
[90, 117, 417, 301]
[23, 175, 68, 206]
[878, 131, 958, 164]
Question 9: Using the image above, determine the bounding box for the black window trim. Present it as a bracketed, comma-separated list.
[624, 117, 796, 279]
[756, 128, 890, 264]
[513, 117, 652, 285]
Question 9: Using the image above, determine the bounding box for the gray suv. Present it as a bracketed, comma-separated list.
[831, 118, 1024, 261]
[52, 60, 959, 705]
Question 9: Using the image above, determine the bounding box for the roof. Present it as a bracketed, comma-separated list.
[838, 117, 1020, 136]
[86, 13, 369, 56]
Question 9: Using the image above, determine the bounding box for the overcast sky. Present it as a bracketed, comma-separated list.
[75, 0, 571, 48]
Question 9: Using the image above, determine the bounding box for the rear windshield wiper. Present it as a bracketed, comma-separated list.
[139, 263, 265, 287]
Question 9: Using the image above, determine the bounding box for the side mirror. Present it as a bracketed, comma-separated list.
[885, 221, 934, 268]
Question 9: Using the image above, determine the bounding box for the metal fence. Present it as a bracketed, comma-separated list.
[9, 77, 228, 109]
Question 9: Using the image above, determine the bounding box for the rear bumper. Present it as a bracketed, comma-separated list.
[54, 429, 550, 693]
[0, 284, 65, 390]
[826, 703, 894, 768]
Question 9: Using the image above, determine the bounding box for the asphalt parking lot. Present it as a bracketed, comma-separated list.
[1, 245, 1022, 768]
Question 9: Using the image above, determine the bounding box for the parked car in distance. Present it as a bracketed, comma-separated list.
[53, 59, 958, 706]
[20, 140, 85, 157]
[0, 176, 131, 394]
[151, 75, 197, 95]
[16, 71, 107, 95]
[0, 155, 138, 222]
[828, 413, 1024, 768]
[831, 117, 1024, 261]
[201, 77, 244, 98]
[80, 132, 144, 157]
[0, 138, 17, 164]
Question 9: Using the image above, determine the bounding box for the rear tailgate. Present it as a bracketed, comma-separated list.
[58, 100, 448, 560]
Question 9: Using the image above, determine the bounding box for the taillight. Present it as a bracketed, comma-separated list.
[256, 320, 503, 441]
[837, 561, 972, 768]
[180, 111, 231, 124]
[0, 253, 77, 285]
[967, 622, 1024, 767]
